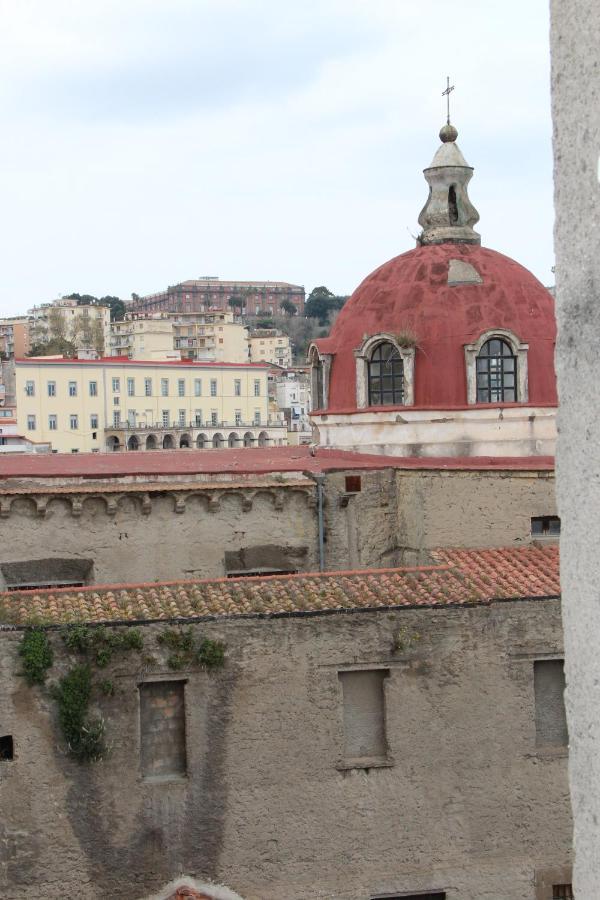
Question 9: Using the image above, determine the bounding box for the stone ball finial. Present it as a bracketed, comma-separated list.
[439, 123, 458, 143]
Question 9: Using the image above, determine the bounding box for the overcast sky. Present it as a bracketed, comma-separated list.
[0, 0, 553, 316]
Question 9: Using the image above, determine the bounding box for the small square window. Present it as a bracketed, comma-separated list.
[532, 516, 561, 536]
[345, 475, 362, 493]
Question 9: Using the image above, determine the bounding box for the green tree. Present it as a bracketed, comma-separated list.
[280, 299, 298, 316]
[47, 306, 68, 341]
[90, 317, 105, 354]
[28, 337, 77, 358]
[305, 286, 348, 326]
[100, 296, 125, 322]
[228, 295, 244, 314]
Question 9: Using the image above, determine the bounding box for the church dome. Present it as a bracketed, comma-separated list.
[312, 122, 556, 414]
[314, 242, 557, 411]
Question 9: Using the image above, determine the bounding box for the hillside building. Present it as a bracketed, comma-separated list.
[28, 298, 111, 354]
[131, 278, 305, 317]
[249, 328, 292, 367]
[15, 357, 283, 453]
[0, 316, 30, 358]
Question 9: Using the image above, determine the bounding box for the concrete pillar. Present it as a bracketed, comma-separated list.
[551, 1, 600, 895]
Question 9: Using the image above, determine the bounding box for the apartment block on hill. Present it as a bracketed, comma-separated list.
[130, 278, 305, 317]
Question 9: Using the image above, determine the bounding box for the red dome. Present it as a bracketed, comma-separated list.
[315, 243, 557, 411]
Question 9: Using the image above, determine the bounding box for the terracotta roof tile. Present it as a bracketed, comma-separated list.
[0, 546, 559, 627]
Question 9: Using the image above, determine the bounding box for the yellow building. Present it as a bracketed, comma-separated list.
[109, 315, 179, 360]
[172, 311, 249, 363]
[249, 329, 292, 366]
[109, 311, 250, 363]
[16, 357, 286, 453]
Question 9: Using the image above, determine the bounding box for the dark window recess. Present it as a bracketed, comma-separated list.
[7, 581, 84, 593]
[0, 735, 14, 760]
[532, 515, 561, 536]
[534, 659, 568, 748]
[1, 557, 93, 592]
[476, 337, 517, 403]
[448, 184, 458, 224]
[368, 342, 404, 406]
[226, 569, 297, 579]
[345, 475, 362, 493]
[372, 894, 446, 900]
[553, 886, 574, 900]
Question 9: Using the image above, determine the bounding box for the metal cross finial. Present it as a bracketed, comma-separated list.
[442, 76, 455, 125]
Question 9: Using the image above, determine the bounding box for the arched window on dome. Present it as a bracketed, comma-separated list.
[368, 342, 404, 406]
[354, 333, 416, 409]
[464, 329, 529, 405]
[308, 345, 332, 411]
[476, 338, 516, 402]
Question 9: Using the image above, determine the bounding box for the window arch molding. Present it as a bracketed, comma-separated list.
[354, 333, 415, 409]
[464, 328, 529, 404]
[308, 344, 333, 411]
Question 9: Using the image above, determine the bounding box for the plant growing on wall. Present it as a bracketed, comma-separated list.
[16, 624, 145, 762]
[18, 628, 54, 685]
[157, 627, 226, 671]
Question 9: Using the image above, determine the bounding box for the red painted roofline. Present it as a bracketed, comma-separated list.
[16, 357, 269, 369]
[0, 446, 555, 479]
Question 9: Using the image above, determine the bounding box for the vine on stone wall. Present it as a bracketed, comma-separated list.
[157, 626, 226, 671]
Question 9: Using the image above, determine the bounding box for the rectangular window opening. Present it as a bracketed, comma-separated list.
[553, 886, 573, 900]
[338, 669, 390, 765]
[534, 659, 568, 749]
[139, 680, 187, 779]
[345, 475, 362, 493]
[0, 735, 14, 761]
[531, 515, 561, 536]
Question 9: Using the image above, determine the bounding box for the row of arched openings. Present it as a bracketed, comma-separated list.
[107, 432, 271, 452]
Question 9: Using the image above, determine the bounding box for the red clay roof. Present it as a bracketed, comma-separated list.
[0, 446, 555, 479]
[16, 357, 268, 369]
[0, 546, 560, 626]
[314, 243, 557, 412]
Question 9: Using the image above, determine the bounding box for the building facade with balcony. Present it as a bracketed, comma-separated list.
[130, 278, 305, 317]
[249, 329, 292, 367]
[109, 315, 179, 360]
[15, 357, 284, 453]
[0, 317, 31, 358]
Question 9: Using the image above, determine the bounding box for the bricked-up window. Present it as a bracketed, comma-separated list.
[553, 886, 573, 900]
[139, 681, 187, 779]
[338, 669, 389, 762]
[534, 659, 568, 748]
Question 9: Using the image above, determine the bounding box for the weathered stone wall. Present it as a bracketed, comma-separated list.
[551, 0, 600, 894]
[323, 469, 557, 569]
[0, 469, 557, 585]
[0, 600, 570, 899]
[0, 483, 318, 587]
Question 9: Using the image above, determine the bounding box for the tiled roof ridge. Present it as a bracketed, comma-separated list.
[0, 546, 560, 627]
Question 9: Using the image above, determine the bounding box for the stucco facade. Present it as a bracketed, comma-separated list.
[0, 597, 570, 899]
[15, 358, 278, 453]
